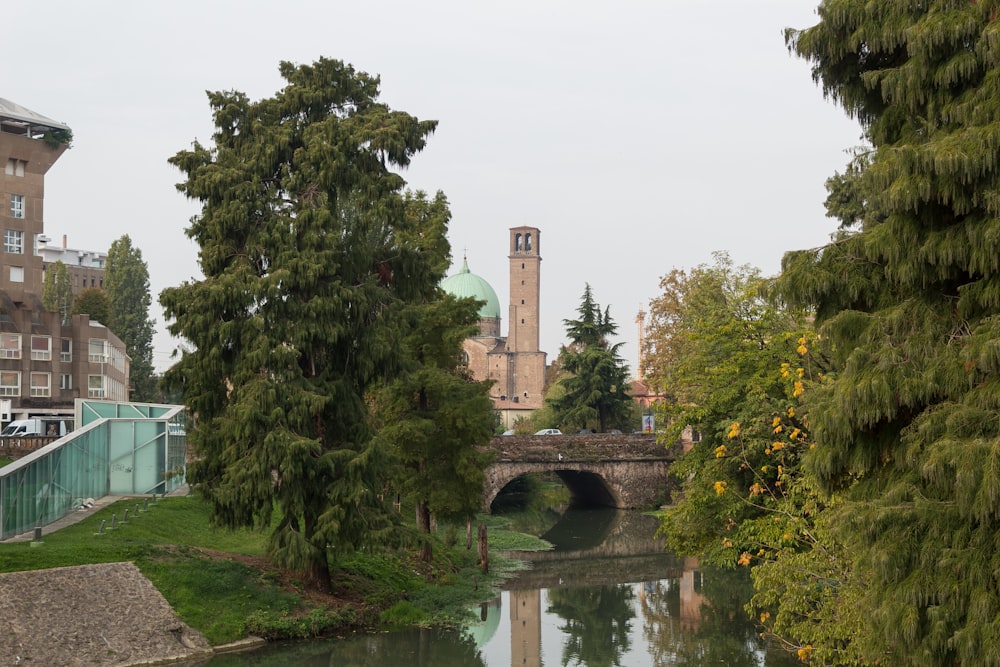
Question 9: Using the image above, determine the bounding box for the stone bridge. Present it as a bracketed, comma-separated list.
[482, 433, 683, 512]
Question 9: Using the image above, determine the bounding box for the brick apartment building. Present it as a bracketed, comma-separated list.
[0, 98, 129, 422]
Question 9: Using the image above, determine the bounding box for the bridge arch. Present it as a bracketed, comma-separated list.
[488, 466, 623, 513]
[481, 433, 681, 513]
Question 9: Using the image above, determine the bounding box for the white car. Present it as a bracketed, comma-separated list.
[534, 428, 563, 435]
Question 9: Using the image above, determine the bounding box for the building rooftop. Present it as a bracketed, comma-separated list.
[0, 98, 71, 135]
[441, 258, 502, 319]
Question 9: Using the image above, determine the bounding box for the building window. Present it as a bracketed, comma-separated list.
[60, 373, 72, 390]
[30, 372, 50, 397]
[0, 371, 20, 397]
[88, 339, 108, 363]
[4, 230, 23, 254]
[60, 338, 72, 362]
[30, 335, 51, 361]
[10, 194, 24, 219]
[0, 334, 21, 359]
[5, 159, 26, 177]
[88, 375, 105, 398]
[9, 266, 23, 282]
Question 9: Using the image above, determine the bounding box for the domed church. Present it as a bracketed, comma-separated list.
[441, 226, 547, 428]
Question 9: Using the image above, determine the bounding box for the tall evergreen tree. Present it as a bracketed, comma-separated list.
[547, 285, 631, 432]
[776, 4, 1000, 663]
[374, 293, 495, 562]
[42, 261, 73, 322]
[106, 235, 157, 402]
[160, 58, 443, 592]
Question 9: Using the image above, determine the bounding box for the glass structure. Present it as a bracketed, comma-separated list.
[0, 398, 187, 539]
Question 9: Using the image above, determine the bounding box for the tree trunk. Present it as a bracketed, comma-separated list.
[416, 500, 433, 562]
[477, 522, 489, 573]
[466, 516, 473, 550]
[307, 554, 332, 594]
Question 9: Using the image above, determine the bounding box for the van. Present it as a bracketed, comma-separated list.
[1, 418, 69, 437]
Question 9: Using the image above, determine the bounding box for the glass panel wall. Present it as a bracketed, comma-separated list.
[0, 401, 186, 539]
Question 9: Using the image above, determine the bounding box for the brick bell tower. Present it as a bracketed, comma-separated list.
[507, 227, 546, 409]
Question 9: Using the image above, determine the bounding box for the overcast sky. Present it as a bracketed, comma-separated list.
[6, 1, 861, 374]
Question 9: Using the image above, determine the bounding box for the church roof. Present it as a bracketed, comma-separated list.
[441, 258, 501, 319]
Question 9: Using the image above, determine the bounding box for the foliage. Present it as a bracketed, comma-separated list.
[647, 254, 812, 556]
[160, 57, 444, 592]
[106, 235, 157, 401]
[374, 291, 496, 561]
[41, 127, 73, 149]
[42, 261, 73, 321]
[765, 3, 1000, 664]
[546, 284, 632, 432]
[72, 286, 110, 325]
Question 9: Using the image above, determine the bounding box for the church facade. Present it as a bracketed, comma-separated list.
[441, 226, 547, 428]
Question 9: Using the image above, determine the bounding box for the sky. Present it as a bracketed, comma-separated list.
[5, 1, 862, 374]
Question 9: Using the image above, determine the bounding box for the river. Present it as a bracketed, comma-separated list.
[198, 508, 799, 666]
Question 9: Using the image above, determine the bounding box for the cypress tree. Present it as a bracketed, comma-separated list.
[779, 4, 1000, 663]
[160, 58, 442, 592]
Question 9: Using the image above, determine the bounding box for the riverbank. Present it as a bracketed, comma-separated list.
[0, 494, 545, 665]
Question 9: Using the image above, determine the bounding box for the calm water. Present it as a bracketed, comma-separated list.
[199, 510, 799, 666]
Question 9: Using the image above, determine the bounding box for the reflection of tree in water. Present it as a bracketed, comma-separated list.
[639, 567, 800, 666]
[547, 584, 635, 667]
[204, 627, 486, 667]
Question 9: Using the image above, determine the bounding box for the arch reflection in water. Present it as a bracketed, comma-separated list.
[195, 510, 800, 666]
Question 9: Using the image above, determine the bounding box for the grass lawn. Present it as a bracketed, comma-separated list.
[0, 495, 542, 645]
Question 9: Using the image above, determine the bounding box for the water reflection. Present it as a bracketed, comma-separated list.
[197, 510, 799, 666]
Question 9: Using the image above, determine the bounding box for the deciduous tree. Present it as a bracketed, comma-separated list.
[106, 235, 156, 401]
[42, 261, 73, 322]
[72, 287, 110, 325]
[160, 57, 443, 592]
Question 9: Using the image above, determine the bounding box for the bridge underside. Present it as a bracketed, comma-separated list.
[483, 459, 672, 513]
[552, 470, 619, 508]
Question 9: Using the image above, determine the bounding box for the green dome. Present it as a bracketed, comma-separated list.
[441, 258, 501, 319]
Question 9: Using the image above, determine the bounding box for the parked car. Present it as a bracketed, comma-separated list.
[501, 429, 516, 436]
[534, 428, 563, 435]
[607, 429, 623, 435]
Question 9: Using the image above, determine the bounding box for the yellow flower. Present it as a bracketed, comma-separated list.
[780, 362, 791, 378]
[760, 611, 771, 623]
[722, 538, 733, 548]
[749, 482, 764, 496]
[715, 444, 728, 458]
[796, 367, 805, 378]
[787, 406, 795, 418]
[789, 428, 801, 440]
[727, 422, 741, 439]
[714, 481, 727, 495]
[737, 551, 752, 566]
[771, 441, 785, 451]
[797, 645, 813, 661]
[793, 381, 805, 397]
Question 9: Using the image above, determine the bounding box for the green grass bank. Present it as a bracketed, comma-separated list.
[0, 495, 550, 645]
